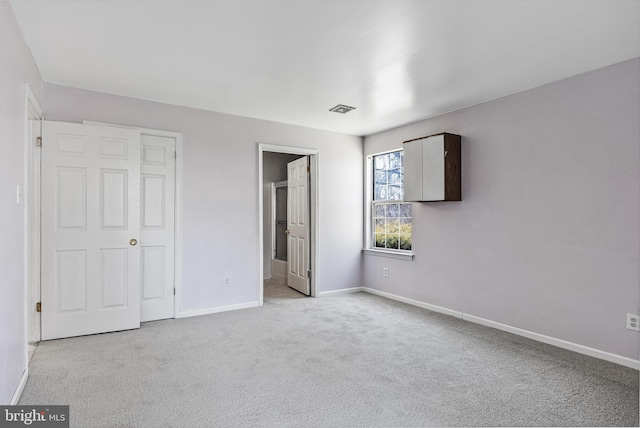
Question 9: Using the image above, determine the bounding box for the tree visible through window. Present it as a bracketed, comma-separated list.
[372, 150, 412, 250]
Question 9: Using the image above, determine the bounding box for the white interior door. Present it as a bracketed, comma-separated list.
[287, 156, 310, 295]
[41, 121, 141, 340]
[140, 134, 176, 322]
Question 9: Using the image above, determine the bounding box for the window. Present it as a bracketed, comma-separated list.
[371, 150, 412, 251]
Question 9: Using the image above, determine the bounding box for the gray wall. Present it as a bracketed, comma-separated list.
[363, 58, 640, 360]
[44, 84, 363, 311]
[0, 3, 44, 404]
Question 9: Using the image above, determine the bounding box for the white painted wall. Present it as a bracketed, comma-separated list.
[43, 84, 363, 311]
[0, 3, 44, 404]
[262, 152, 301, 279]
[363, 59, 640, 360]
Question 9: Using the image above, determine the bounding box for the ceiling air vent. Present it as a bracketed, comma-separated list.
[329, 104, 356, 114]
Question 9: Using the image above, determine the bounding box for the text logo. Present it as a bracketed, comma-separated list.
[0, 406, 68, 428]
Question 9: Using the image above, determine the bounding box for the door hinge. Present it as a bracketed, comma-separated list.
[174, 151, 177, 159]
[36, 302, 41, 313]
[36, 137, 42, 147]
[307, 166, 310, 173]
[173, 288, 176, 296]
[307, 270, 312, 278]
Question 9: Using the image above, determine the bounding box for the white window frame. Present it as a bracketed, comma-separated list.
[363, 149, 414, 261]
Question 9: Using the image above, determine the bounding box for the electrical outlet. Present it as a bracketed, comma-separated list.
[223, 277, 231, 287]
[627, 314, 640, 331]
[383, 267, 389, 277]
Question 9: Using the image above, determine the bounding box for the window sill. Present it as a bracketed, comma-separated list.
[362, 249, 414, 261]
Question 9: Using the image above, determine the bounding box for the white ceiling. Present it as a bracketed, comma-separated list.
[11, 0, 640, 136]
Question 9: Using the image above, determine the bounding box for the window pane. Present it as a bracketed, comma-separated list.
[389, 151, 402, 168]
[385, 203, 399, 217]
[375, 170, 388, 185]
[374, 218, 385, 232]
[399, 218, 412, 235]
[374, 204, 385, 218]
[385, 234, 399, 249]
[388, 168, 401, 185]
[388, 185, 402, 200]
[375, 186, 388, 200]
[374, 234, 386, 248]
[374, 153, 389, 170]
[386, 218, 399, 233]
[399, 203, 412, 218]
[399, 235, 412, 251]
[399, 217, 411, 226]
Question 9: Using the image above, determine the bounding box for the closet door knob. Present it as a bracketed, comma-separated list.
[130, 239, 137, 246]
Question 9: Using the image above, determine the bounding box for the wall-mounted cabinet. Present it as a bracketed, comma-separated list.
[403, 133, 461, 202]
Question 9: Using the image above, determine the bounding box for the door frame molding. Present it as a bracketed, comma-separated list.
[258, 144, 319, 304]
[83, 121, 183, 318]
[24, 84, 43, 345]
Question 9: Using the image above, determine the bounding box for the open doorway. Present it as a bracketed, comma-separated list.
[258, 144, 319, 305]
[262, 152, 307, 301]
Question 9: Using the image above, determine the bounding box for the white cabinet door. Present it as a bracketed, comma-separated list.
[402, 138, 424, 202]
[140, 134, 176, 322]
[287, 156, 310, 295]
[41, 121, 141, 340]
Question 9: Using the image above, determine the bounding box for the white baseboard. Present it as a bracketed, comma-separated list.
[361, 287, 639, 370]
[462, 314, 640, 370]
[263, 274, 272, 280]
[362, 287, 464, 319]
[319, 287, 364, 296]
[10, 369, 28, 405]
[177, 301, 260, 318]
